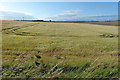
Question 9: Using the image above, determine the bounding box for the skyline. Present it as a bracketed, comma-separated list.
[0, 2, 118, 21]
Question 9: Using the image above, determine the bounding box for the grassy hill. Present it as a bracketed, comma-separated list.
[2, 20, 118, 78]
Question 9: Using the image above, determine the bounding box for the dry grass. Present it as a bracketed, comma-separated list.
[2, 20, 118, 78]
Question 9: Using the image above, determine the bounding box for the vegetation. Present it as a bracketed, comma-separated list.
[2, 20, 118, 78]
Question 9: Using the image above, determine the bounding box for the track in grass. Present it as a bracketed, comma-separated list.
[2, 20, 118, 78]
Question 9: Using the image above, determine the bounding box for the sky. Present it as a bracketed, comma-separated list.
[0, 2, 118, 21]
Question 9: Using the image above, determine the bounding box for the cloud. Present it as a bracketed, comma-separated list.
[57, 10, 79, 17]
[0, 10, 35, 20]
[0, 4, 35, 20]
[0, 5, 6, 11]
[0, 4, 36, 20]
[0, 8, 117, 21]
[82, 15, 118, 21]
[46, 10, 82, 21]
[46, 10, 118, 21]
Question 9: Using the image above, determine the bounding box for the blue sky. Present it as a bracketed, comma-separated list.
[0, 2, 118, 21]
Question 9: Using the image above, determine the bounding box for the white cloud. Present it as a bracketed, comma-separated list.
[46, 10, 118, 21]
[47, 10, 83, 21]
[57, 10, 79, 17]
[82, 15, 118, 21]
[0, 5, 6, 11]
[0, 4, 36, 20]
[0, 10, 36, 20]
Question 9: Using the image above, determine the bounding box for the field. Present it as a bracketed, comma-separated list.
[54, 21, 118, 26]
[83, 21, 118, 26]
[2, 20, 118, 78]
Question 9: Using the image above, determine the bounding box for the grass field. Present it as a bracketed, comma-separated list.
[2, 20, 118, 78]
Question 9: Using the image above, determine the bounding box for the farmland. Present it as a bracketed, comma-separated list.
[2, 20, 118, 78]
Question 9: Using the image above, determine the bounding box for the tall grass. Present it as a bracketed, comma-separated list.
[2, 21, 118, 78]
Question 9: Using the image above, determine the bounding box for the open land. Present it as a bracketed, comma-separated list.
[2, 20, 118, 78]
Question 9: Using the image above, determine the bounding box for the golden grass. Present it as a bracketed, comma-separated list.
[2, 20, 118, 78]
